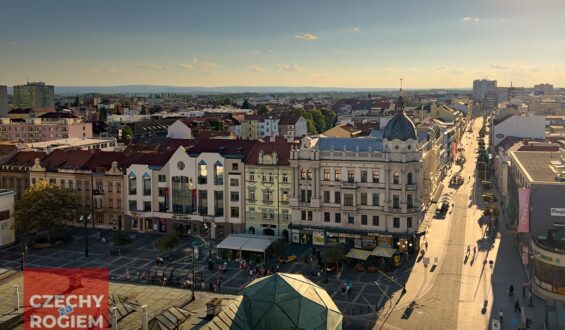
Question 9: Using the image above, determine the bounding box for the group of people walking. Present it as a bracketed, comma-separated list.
[499, 284, 533, 325]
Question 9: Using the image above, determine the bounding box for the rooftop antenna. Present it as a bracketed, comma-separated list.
[400, 77, 403, 96]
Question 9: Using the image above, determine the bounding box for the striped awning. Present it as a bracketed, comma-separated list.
[345, 248, 371, 261]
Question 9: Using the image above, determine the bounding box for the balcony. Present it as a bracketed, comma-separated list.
[342, 204, 357, 212]
[341, 182, 357, 189]
[406, 184, 417, 191]
[93, 189, 104, 196]
[390, 207, 402, 213]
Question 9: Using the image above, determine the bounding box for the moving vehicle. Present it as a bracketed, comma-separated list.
[278, 255, 297, 264]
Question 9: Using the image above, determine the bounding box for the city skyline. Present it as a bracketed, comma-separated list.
[1, 0, 564, 88]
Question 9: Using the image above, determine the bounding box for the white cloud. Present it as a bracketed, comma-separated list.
[462, 16, 479, 22]
[177, 58, 219, 72]
[294, 33, 318, 41]
[352, 27, 360, 32]
[276, 63, 305, 72]
[138, 63, 167, 70]
[249, 66, 269, 74]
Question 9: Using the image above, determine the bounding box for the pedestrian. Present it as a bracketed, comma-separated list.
[514, 300, 520, 313]
[509, 284, 514, 296]
[473, 246, 477, 254]
[425, 241, 428, 250]
[467, 245, 470, 254]
[499, 309, 503, 323]
[341, 285, 346, 296]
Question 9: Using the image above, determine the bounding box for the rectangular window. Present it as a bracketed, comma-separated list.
[324, 212, 330, 222]
[300, 169, 306, 180]
[128, 200, 137, 211]
[143, 201, 151, 212]
[117, 199, 121, 209]
[68, 180, 74, 189]
[361, 215, 368, 225]
[107, 182, 112, 192]
[361, 170, 367, 183]
[143, 175, 151, 196]
[60, 179, 65, 188]
[301, 210, 307, 221]
[393, 217, 400, 228]
[344, 194, 354, 207]
[214, 164, 224, 185]
[373, 171, 380, 183]
[214, 191, 224, 216]
[372, 193, 380, 206]
[407, 217, 413, 228]
[230, 178, 239, 186]
[393, 195, 400, 209]
[128, 175, 136, 195]
[231, 207, 239, 218]
[323, 191, 330, 203]
[347, 170, 354, 183]
[334, 169, 341, 181]
[199, 190, 208, 215]
[76, 180, 81, 190]
[199, 164, 208, 184]
[373, 216, 379, 226]
[263, 189, 273, 202]
[335, 191, 341, 204]
[249, 171, 255, 181]
[360, 193, 367, 205]
[159, 202, 166, 212]
[249, 190, 255, 201]
[281, 191, 289, 202]
[307, 211, 313, 221]
[116, 183, 121, 193]
[232, 163, 239, 171]
[335, 213, 341, 223]
[108, 198, 113, 209]
[158, 187, 165, 197]
[407, 194, 414, 208]
[282, 209, 289, 221]
[158, 175, 166, 182]
[323, 169, 330, 180]
[282, 173, 289, 183]
[230, 191, 239, 202]
[348, 213, 354, 224]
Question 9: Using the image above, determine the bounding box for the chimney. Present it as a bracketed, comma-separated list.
[141, 305, 148, 330]
[110, 306, 118, 329]
[13, 285, 19, 311]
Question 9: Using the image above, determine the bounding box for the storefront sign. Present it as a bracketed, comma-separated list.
[291, 230, 300, 244]
[361, 236, 377, 249]
[531, 240, 563, 267]
[312, 230, 325, 246]
[518, 188, 530, 233]
[550, 208, 565, 217]
[378, 235, 393, 248]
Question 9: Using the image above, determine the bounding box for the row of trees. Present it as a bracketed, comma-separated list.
[15, 181, 181, 256]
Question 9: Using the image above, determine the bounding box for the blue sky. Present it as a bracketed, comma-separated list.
[1, 0, 564, 88]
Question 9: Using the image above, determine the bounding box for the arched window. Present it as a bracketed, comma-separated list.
[307, 169, 313, 180]
[407, 172, 413, 185]
[128, 172, 137, 195]
[393, 172, 400, 185]
[214, 160, 224, 185]
[198, 160, 207, 184]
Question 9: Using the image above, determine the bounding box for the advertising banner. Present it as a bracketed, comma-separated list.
[517, 188, 530, 233]
[312, 230, 325, 246]
[24, 268, 109, 329]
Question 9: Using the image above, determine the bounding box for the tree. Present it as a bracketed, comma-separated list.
[112, 232, 132, 256]
[99, 108, 108, 122]
[257, 105, 269, 115]
[242, 99, 251, 109]
[310, 109, 326, 133]
[73, 95, 80, 107]
[121, 126, 134, 140]
[326, 245, 346, 272]
[140, 107, 147, 115]
[155, 234, 181, 258]
[15, 181, 81, 242]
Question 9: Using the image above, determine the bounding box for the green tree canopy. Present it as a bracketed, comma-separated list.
[155, 234, 181, 258]
[121, 126, 134, 139]
[15, 181, 81, 242]
[242, 99, 251, 109]
[257, 105, 269, 115]
[99, 108, 108, 122]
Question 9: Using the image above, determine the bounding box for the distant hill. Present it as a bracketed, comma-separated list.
[45, 85, 469, 95]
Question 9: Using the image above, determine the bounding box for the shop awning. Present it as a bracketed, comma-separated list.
[241, 237, 276, 253]
[371, 247, 397, 258]
[216, 234, 279, 254]
[345, 248, 371, 261]
[431, 183, 444, 203]
[216, 235, 251, 251]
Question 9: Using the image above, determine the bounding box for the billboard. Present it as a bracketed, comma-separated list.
[517, 188, 530, 233]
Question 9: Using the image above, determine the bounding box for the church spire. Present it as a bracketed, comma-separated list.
[394, 78, 405, 113]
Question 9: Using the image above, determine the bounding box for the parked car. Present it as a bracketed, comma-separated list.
[278, 255, 297, 264]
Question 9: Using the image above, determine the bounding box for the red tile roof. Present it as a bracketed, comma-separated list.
[40, 150, 96, 171]
[189, 139, 260, 159]
[1, 151, 46, 168]
[245, 140, 294, 165]
[82, 151, 145, 173]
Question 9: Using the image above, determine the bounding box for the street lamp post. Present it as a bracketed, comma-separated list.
[82, 214, 91, 258]
[324, 229, 328, 283]
[191, 243, 196, 301]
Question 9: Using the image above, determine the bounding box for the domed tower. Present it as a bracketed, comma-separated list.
[383, 80, 418, 153]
